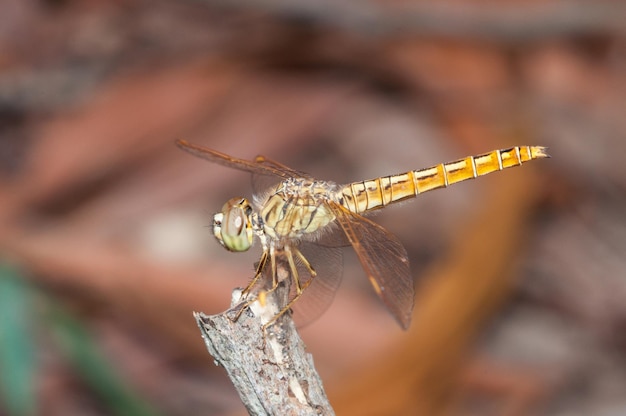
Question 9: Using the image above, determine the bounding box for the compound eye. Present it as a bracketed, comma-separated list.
[215, 197, 253, 252]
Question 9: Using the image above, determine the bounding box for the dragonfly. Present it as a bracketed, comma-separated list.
[177, 139, 548, 330]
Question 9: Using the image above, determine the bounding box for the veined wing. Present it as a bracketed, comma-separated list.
[176, 139, 293, 179]
[253, 155, 312, 179]
[288, 241, 344, 327]
[331, 203, 415, 329]
[250, 155, 313, 197]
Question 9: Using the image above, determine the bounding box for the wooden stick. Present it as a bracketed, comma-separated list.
[194, 266, 334, 415]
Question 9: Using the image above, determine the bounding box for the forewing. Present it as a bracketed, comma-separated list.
[176, 140, 292, 179]
[254, 155, 312, 179]
[331, 203, 415, 329]
[250, 155, 314, 197]
[250, 173, 283, 199]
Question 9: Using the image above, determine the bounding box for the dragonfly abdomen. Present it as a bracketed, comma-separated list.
[340, 146, 548, 214]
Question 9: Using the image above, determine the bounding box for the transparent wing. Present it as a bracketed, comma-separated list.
[253, 155, 312, 179]
[250, 155, 314, 197]
[177, 140, 314, 199]
[313, 224, 351, 248]
[288, 241, 344, 327]
[331, 203, 415, 329]
[250, 172, 283, 200]
[253, 241, 343, 328]
[176, 140, 292, 179]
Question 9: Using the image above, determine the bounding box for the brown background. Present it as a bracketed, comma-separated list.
[1, 0, 625, 415]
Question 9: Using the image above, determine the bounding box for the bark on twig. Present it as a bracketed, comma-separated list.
[194, 267, 334, 416]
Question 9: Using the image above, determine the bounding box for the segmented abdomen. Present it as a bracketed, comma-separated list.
[339, 146, 548, 214]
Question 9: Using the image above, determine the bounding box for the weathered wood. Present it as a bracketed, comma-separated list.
[194, 270, 334, 416]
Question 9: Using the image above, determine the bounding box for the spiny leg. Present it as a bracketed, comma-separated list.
[241, 249, 269, 295]
[231, 247, 282, 337]
[231, 246, 282, 323]
[294, 248, 316, 278]
[254, 246, 292, 302]
[231, 245, 318, 331]
[262, 246, 317, 332]
[270, 245, 277, 288]
[231, 249, 270, 322]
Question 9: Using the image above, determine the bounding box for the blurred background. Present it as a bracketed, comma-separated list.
[1, 0, 625, 415]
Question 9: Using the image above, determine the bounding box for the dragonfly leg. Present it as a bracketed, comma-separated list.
[241, 249, 269, 295]
[232, 249, 270, 322]
[232, 246, 317, 332]
[285, 245, 302, 293]
[294, 248, 316, 277]
[255, 246, 295, 299]
[231, 246, 280, 323]
[270, 246, 278, 288]
[230, 247, 285, 328]
[262, 246, 316, 332]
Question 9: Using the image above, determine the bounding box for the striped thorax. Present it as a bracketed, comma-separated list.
[259, 177, 339, 240]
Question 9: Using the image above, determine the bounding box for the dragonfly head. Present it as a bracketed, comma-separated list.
[213, 197, 254, 252]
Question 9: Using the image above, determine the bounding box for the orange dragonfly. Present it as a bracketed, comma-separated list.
[177, 140, 548, 329]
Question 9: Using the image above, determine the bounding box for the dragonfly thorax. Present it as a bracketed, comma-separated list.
[259, 178, 339, 240]
[213, 197, 255, 252]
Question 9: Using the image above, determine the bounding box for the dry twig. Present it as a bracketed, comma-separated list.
[194, 266, 333, 416]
